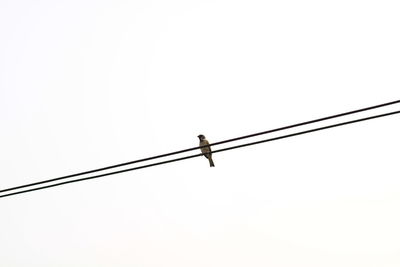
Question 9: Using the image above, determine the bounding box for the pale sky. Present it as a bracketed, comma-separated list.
[1, 0, 400, 266]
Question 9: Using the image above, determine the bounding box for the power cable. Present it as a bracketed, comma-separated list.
[1, 109, 399, 199]
[1, 99, 399, 195]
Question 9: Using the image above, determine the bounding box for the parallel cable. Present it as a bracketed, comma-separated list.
[1, 99, 399, 194]
[1, 110, 399, 199]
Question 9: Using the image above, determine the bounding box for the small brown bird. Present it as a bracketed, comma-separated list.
[198, 134, 215, 167]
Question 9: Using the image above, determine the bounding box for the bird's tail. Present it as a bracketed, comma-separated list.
[209, 157, 215, 167]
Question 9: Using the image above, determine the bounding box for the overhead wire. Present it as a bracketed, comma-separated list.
[1, 109, 399, 199]
[1, 99, 399, 195]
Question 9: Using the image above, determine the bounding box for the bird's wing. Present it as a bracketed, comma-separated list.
[200, 140, 212, 157]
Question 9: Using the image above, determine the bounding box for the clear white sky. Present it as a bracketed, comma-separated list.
[1, 0, 399, 266]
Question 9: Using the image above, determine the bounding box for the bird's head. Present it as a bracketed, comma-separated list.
[197, 134, 205, 140]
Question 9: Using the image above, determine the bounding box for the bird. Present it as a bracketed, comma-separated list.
[198, 134, 215, 167]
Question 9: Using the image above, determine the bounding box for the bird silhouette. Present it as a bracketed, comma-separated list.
[198, 134, 215, 167]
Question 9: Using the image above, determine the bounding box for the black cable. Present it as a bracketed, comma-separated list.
[1, 99, 399, 194]
[1, 110, 398, 199]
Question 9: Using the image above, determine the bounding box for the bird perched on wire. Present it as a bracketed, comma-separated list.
[198, 134, 215, 167]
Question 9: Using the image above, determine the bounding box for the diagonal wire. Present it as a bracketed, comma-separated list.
[1, 99, 399, 194]
[1, 110, 399, 199]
